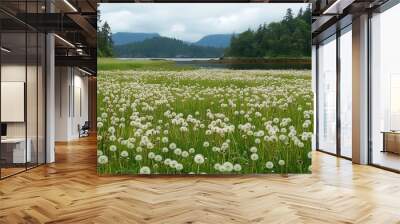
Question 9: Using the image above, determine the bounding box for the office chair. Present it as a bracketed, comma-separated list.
[79, 121, 90, 138]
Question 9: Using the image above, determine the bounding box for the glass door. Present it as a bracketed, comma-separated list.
[317, 35, 337, 154]
[370, 3, 400, 171]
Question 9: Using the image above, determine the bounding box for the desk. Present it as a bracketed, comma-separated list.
[1, 138, 31, 163]
[382, 131, 400, 154]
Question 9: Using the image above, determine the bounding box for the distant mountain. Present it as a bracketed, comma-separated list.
[113, 36, 224, 58]
[112, 32, 160, 45]
[194, 34, 233, 48]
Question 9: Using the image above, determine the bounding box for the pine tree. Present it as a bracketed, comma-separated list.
[225, 7, 311, 58]
[97, 21, 114, 57]
[284, 8, 294, 21]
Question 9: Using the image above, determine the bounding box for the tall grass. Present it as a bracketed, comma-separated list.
[97, 69, 313, 175]
[98, 58, 195, 71]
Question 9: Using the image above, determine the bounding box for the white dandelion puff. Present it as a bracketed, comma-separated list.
[194, 154, 205, 164]
[139, 166, 151, 174]
[97, 155, 108, 164]
[266, 161, 274, 169]
[120, 150, 129, 158]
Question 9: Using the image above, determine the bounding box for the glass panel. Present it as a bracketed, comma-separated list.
[340, 27, 352, 158]
[318, 35, 337, 154]
[27, 31, 38, 169]
[312, 45, 317, 151]
[371, 4, 400, 171]
[1, 31, 27, 177]
[0, 0, 46, 178]
[38, 33, 45, 165]
[26, 0, 40, 169]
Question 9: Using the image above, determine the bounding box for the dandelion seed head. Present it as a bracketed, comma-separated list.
[250, 153, 259, 161]
[139, 166, 151, 174]
[233, 164, 242, 172]
[109, 145, 117, 152]
[135, 155, 143, 161]
[98, 155, 108, 164]
[120, 150, 129, 158]
[194, 154, 205, 164]
[266, 161, 274, 169]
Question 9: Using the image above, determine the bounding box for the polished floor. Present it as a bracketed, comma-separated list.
[0, 136, 399, 224]
[372, 150, 400, 171]
[0, 167, 26, 178]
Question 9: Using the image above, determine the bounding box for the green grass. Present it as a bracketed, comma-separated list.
[98, 58, 196, 71]
[97, 69, 313, 175]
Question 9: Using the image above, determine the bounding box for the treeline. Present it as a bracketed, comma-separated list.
[97, 10, 113, 57]
[225, 7, 311, 58]
[113, 37, 225, 58]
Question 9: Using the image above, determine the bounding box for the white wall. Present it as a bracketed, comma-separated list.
[55, 66, 70, 141]
[71, 73, 89, 138]
[54, 67, 89, 141]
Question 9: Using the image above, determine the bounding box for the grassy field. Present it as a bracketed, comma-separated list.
[97, 67, 313, 175]
[98, 58, 195, 71]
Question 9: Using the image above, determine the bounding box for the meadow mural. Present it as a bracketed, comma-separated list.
[97, 3, 312, 175]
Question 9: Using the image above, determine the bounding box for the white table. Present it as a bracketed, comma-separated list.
[1, 138, 31, 163]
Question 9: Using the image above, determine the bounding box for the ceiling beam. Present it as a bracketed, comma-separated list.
[55, 55, 97, 73]
[67, 13, 97, 47]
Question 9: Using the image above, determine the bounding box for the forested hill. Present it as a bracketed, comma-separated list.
[194, 34, 233, 48]
[113, 36, 225, 58]
[99, 7, 311, 59]
[112, 32, 160, 45]
[225, 7, 312, 58]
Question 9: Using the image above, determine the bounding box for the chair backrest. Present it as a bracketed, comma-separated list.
[82, 121, 90, 129]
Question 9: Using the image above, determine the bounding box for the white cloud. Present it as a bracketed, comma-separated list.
[99, 3, 308, 42]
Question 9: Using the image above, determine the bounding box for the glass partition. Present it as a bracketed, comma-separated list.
[317, 35, 337, 154]
[1, 31, 28, 177]
[370, 4, 400, 171]
[38, 32, 46, 165]
[27, 31, 38, 169]
[339, 26, 352, 158]
[0, 1, 46, 179]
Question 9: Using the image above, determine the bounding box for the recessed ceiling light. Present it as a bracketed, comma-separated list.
[322, 0, 354, 15]
[63, 0, 78, 12]
[78, 67, 92, 76]
[54, 34, 75, 48]
[1, 47, 11, 53]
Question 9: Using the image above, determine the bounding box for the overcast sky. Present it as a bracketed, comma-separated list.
[99, 3, 308, 42]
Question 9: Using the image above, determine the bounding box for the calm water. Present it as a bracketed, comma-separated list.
[175, 61, 311, 70]
[117, 58, 311, 70]
[117, 58, 218, 62]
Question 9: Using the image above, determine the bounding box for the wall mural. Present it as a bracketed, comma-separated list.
[97, 3, 313, 175]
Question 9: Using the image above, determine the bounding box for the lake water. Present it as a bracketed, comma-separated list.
[117, 58, 218, 62]
[175, 61, 311, 70]
[117, 58, 311, 70]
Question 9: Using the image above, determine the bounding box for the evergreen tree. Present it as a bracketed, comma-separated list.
[225, 7, 311, 58]
[97, 12, 114, 58]
[284, 8, 294, 21]
[101, 22, 113, 57]
[297, 8, 303, 18]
